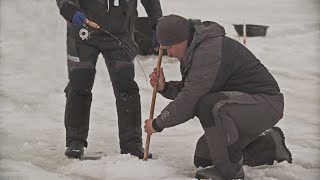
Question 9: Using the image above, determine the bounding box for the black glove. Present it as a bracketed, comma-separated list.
[152, 31, 160, 49]
[72, 11, 87, 26]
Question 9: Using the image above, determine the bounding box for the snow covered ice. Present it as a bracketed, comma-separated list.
[1, 0, 319, 179]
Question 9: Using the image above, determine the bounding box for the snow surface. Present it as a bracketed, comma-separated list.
[1, 0, 320, 179]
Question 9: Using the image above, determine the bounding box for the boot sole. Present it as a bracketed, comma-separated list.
[195, 166, 244, 180]
[65, 149, 84, 159]
[272, 127, 293, 163]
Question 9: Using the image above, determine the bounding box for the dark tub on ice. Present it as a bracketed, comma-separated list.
[233, 24, 269, 37]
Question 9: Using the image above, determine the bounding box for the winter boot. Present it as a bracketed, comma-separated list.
[194, 126, 293, 168]
[243, 126, 292, 166]
[195, 158, 244, 180]
[194, 135, 213, 168]
[194, 156, 213, 168]
[121, 145, 152, 159]
[269, 126, 292, 163]
[65, 141, 84, 159]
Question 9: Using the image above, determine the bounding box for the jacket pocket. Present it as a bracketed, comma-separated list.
[106, 0, 138, 34]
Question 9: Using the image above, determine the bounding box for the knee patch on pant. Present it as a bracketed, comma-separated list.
[112, 60, 137, 92]
[219, 108, 239, 145]
[69, 63, 96, 92]
[196, 93, 229, 128]
[218, 107, 241, 163]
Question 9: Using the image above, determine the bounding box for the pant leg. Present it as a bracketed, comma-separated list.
[99, 33, 142, 149]
[196, 92, 241, 179]
[64, 36, 99, 147]
[194, 134, 212, 168]
[222, 91, 283, 162]
[195, 91, 283, 178]
[194, 131, 276, 168]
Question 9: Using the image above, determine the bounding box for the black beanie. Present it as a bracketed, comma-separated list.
[156, 15, 191, 46]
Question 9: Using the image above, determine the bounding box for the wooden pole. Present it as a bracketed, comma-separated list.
[243, 21, 247, 45]
[143, 47, 163, 161]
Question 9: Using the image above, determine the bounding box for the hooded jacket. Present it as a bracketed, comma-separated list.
[56, 0, 162, 35]
[153, 21, 280, 131]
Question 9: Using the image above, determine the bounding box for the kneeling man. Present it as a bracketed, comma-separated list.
[145, 15, 292, 179]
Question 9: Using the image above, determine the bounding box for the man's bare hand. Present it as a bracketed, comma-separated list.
[144, 119, 156, 134]
[149, 67, 165, 92]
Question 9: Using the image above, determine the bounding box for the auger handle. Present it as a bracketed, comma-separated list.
[143, 47, 163, 161]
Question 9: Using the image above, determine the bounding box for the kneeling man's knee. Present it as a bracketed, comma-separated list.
[195, 93, 229, 128]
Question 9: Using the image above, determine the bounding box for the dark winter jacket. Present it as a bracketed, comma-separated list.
[56, 0, 162, 35]
[153, 21, 281, 131]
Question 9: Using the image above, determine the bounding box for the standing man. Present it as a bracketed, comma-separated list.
[56, 0, 162, 159]
[145, 15, 292, 179]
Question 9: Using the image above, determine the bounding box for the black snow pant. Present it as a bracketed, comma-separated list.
[194, 91, 284, 178]
[64, 30, 142, 150]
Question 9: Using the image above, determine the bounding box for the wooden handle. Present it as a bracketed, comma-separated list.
[143, 47, 163, 161]
[85, 19, 99, 29]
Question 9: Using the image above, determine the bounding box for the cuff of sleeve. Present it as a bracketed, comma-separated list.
[158, 82, 168, 94]
[151, 24, 157, 31]
[60, 2, 79, 22]
[150, 17, 163, 30]
[152, 118, 164, 132]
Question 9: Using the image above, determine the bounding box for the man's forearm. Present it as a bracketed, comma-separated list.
[140, 0, 163, 24]
[159, 81, 184, 100]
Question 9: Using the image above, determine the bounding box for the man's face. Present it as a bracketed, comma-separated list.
[163, 40, 188, 61]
